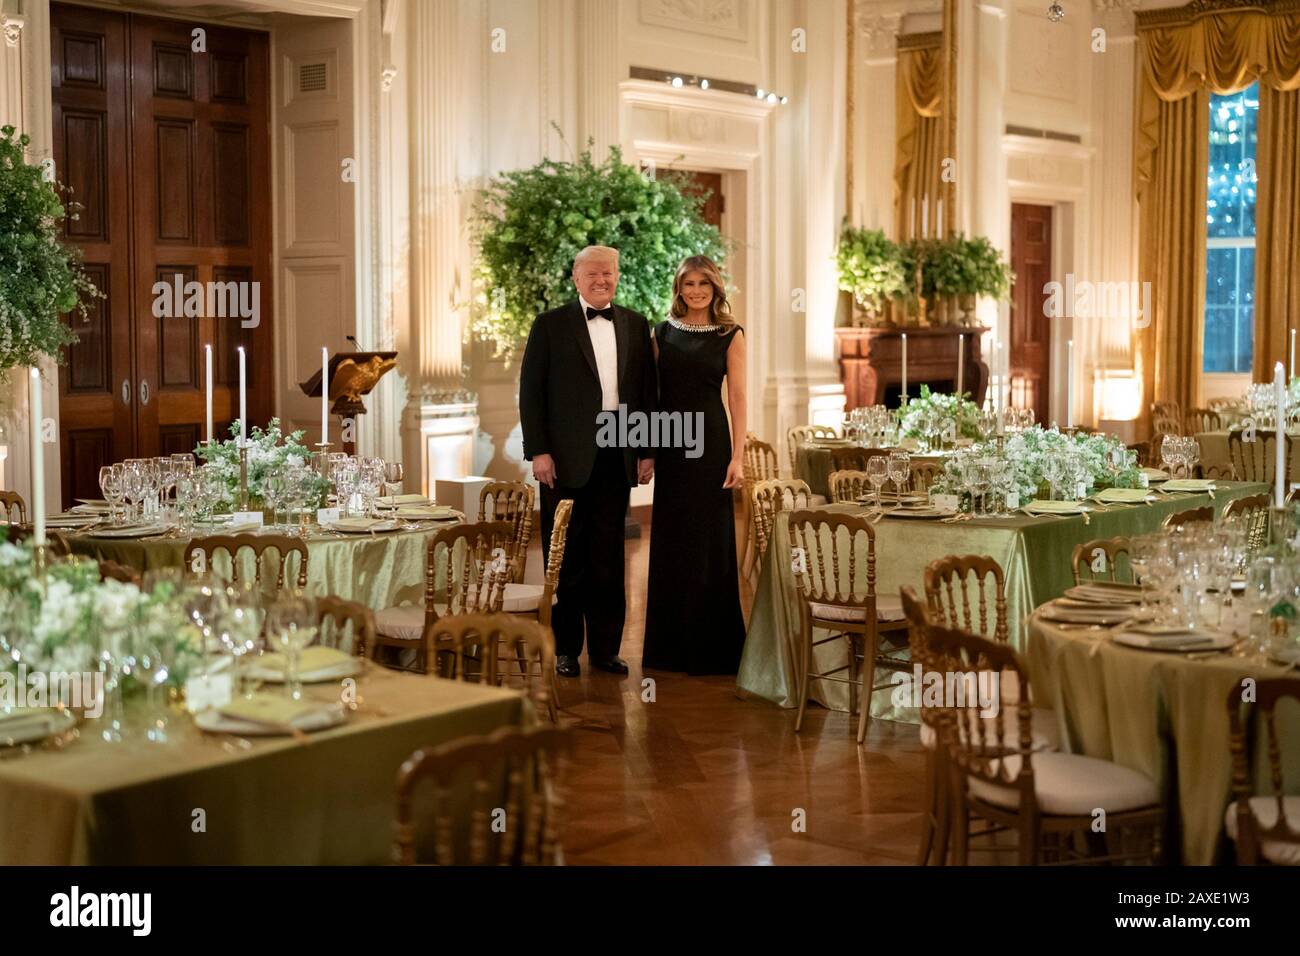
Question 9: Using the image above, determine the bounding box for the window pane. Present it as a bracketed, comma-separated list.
[1203, 83, 1258, 374]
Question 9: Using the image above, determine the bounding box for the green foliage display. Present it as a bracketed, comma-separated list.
[835, 225, 908, 312]
[927, 233, 1013, 299]
[470, 145, 726, 350]
[0, 126, 98, 371]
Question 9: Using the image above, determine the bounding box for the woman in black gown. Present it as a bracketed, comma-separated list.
[642, 256, 748, 675]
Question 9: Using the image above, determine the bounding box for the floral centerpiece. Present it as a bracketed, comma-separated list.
[899, 385, 982, 441]
[930, 425, 1141, 504]
[193, 419, 328, 512]
[0, 541, 202, 688]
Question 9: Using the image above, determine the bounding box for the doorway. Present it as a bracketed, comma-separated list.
[1009, 202, 1053, 425]
[51, 2, 272, 503]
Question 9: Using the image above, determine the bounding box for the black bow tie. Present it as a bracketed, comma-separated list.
[586, 306, 614, 322]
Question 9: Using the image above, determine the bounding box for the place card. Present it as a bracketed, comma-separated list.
[184, 672, 233, 713]
[1075, 481, 1088, 500]
[230, 511, 264, 529]
[932, 494, 959, 514]
[1005, 491, 1020, 510]
[317, 507, 341, 525]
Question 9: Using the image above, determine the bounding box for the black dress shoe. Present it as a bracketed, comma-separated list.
[591, 656, 629, 675]
[556, 655, 580, 678]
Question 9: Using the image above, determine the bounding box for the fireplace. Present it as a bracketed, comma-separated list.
[836, 326, 989, 410]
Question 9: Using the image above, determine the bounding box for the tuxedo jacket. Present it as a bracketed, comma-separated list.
[519, 299, 658, 488]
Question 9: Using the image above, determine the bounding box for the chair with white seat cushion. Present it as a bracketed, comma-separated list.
[751, 478, 822, 567]
[785, 510, 910, 740]
[926, 621, 1163, 865]
[1226, 678, 1300, 865]
[373, 520, 513, 674]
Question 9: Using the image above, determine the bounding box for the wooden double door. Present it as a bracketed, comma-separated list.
[51, 2, 272, 503]
[1009, 202, 1053, 425]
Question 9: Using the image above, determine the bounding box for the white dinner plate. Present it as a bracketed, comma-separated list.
[881, 507, 947, 520]
[1064, 584, 1143, 605]
[246, 657, 361, 684]
[1112, 630, 1235, 653]
[1039, 605, 1136, 626]
[85, 524, 170, 539]
[44, 515, 101, 529]
[1269, 645, 1300, 666]
[193, 703, 348, 736]
[0, 708, 77, 747]
[324, 519, 400, 534]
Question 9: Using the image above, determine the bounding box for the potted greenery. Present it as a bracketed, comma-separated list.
[0, 126, 98, 373]
[943, 234, 1013, 325]
[835, 225, 907, 326]
[470, 145, 725, 352]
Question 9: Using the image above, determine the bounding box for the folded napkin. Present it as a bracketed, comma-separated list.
[1092, 487, 1152, 504]
[1041, 606, 1133, 624]
[1142, 467, 1169, 481]
[377, 494, 431, 507]
[0, 708, 61, 737]
[393, 506, 459, 520]
[1116, 628, 1219, 649]
[1066, 584, 1143, 605]
[327, 517, 394, 532]
[219, 694, 327, 728]
[1162, 478, 1215, 492]
[1023, 499, 1086, 514]
[257, 646, 352, 674]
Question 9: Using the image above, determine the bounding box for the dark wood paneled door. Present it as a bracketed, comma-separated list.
[1010, 202, 1053, 425]
[51, 3, 272, 502]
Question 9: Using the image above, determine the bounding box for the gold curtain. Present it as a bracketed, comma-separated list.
[895, 37, 943, 241]
[1135, 4, 1300, 424]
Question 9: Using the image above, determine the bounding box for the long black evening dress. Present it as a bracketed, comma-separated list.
[642, 319, 747, 674]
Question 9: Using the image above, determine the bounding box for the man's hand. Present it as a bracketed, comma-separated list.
[532, 453, 557, 488]
[637, 458, 655, 485]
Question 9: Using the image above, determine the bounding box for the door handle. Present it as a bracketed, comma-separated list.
[139, 379, 150, 406]
[121, 379, 131, 405]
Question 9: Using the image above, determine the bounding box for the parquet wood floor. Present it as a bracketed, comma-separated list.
[534, 510, 928, 866]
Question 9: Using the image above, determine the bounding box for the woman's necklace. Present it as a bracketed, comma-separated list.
[669, 316, 721, 333]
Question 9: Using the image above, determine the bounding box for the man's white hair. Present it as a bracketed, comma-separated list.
[573, 245, 620, 272]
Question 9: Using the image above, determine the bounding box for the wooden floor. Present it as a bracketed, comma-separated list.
[534, 512, 928, 866]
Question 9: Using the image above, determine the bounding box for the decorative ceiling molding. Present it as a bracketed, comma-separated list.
[1092, 0, 1142, 10]
[638, 0, 748, 43]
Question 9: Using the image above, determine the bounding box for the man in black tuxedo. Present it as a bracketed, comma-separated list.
[518, 246, 657, 677]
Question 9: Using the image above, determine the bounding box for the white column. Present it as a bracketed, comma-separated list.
[400, 0, 477, 491]
[577, 0, 619, 160]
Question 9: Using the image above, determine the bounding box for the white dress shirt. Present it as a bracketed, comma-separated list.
[580, 295, 620, 411]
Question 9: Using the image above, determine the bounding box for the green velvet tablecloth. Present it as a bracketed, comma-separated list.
[736, 482, 1268, 717]
[1027, 615, 1300, 865]
[0, 667, 527, 864]
[63, 524, 447, 611]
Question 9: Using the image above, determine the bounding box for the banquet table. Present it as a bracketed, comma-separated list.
[1196, 428, 1300, 480]
[0, 666, 528, 865]
[736, 482, 1268, 718]
[1027, 615, 1300, 865]
[62, 521, 456, 610]
[795, 442, 946, 499]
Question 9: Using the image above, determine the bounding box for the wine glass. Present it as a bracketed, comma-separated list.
[221, 581, 268, 699]
[99, 465, 122, 526]
[132, 628, 175, 744]
[267, 590, 318, 701]
[1041, 454, 1063, 502]
[384, 461, 405, 500]
[866, 456, 889, 513]
[886, 451, 911, 505]
[264, 469, 288, 531]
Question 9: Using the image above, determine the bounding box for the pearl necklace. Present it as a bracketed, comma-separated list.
[668, 317, 722, 333]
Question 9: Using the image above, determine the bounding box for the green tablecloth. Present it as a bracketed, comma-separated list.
[736, 482, 1268, 716]
[63, 524, 447, 611]
[1197, 428, 1300, 481]
[1028, 616, 1300, 865]
[0, 667, 527, 864]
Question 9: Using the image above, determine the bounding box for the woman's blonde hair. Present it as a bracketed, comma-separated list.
[670, 256, 735, 332]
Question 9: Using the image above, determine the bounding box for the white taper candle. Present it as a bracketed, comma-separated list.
[29, 369, 45, 547]
[204, 344, 213, 443]
[1067, 340, 1074, 428]
[901, 333, 908, 406]
[238, 346, 247, 446]
[1276, 362, 1286, 508]
[321, 346, 329, 447]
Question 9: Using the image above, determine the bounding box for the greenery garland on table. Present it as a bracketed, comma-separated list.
[470, 145, 726, 352]
[0, 541, 201, 688]
[0, 126, 99, 371]
[193, 419, 328, 511]
[931, 425, 1142, 504]
[899, 385, 982, 440]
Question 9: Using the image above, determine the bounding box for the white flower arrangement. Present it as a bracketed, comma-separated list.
[0, 541, 202, 688]
[931, 425, 1140, 503]
[899, 386, 983, 441]
[192, 418, 328, 510]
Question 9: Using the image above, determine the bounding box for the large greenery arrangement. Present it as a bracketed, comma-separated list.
[0, 541, 202, 688]
[899, 385, 982, 440]
[929, 234, 1012, 299]
[835, 225, 908, 315]
[0, 126, 98, 371]
[470, 145, 726, 350]
[932, 426, 1141, 503]
[193, 419, 328, 511]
